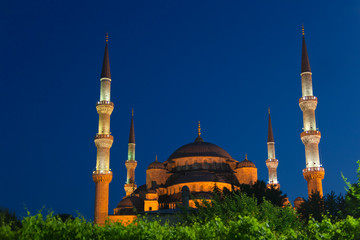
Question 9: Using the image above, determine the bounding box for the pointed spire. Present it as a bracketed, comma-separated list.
[129, 109, 135, 143]
[301, 25, 311, 73]
[268, 108, 274, 142]
[101, 33, 111, 78]
[195, 121, 204, 143]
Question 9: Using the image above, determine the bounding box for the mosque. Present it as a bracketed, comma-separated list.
[92, 29, 325, 225]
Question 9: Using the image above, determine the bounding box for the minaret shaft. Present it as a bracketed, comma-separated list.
[301, 73, 313, 97]
[100, 78, 111, 101]
[128, 143, 135, 161]
[299, 33, 324, 197]
[267, 142, 275, 159]
[93, 41, 113, 225]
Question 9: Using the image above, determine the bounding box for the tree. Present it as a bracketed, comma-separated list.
[237, 180, 287, 207]
[324, 191, 345, 220]
[342, 160, 360, 218]
[0, 208, 21, 230]
[298, 192, 325, 222]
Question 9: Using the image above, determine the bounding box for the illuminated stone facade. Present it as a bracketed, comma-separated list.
[111, 130, 258, 224]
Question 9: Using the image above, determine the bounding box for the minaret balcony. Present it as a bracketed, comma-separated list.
[93, 170, 112, 175]
[97, 100, 114, 106]
[266, 159, 278, 168]
[299, 96, 318, 111]
[92, 170, 113, 183]
[96, 101, 114, 114]
[299, 96, 317, 103]
[266, 159, 278, 162]
[95, 134, 114, 141]
[302, 167, 324, 173]
[303, 167, 325, 181]
[301, 130, 321, 138]
[301, 130, 321, 144]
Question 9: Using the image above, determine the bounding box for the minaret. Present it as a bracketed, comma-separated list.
[124, 109, 137, 196]
[92, 34, 114, 225]
[265, 108, 279, 189]
[299, 26, 325, 197]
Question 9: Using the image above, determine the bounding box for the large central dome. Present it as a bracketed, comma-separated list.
[168, 138, 232, 160]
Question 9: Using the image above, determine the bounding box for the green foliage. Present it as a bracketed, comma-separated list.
[0, 208, 21, 231]
[3, 162, 360, 239]
[237, 180, 287, 207]
[0, 210, 360, 239]
[304, 215, 360, 240]
[182, 191, 301, 238]
[342, 160, 360, 218]
[324, 191, 345, 220]
[298, 192, 325, 222]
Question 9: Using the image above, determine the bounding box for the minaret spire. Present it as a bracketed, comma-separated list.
[301, 26, 311, 73]
[125, 109, 137, 196]
[129, 109, 135, 143]
[93, 35, 114, 225]
[299, 27, 325, 197]
[265, 108, 279, 189]
[267, 108, 274, 142]
[101, 34, 111, 79]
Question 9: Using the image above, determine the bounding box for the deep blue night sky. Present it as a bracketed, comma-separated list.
[1, 1, 360, 220]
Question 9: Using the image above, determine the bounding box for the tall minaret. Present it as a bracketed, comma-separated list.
[299, 27, 325, 197]
[124, 109, 137, 196]
[92, 34, 114, 225]
[265, 108, 279, 189]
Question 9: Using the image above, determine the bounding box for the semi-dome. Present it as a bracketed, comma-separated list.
[116, 196, 144, 209]
[168, 140, 232, 160]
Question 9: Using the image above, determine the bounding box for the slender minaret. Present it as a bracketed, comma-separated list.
[299, 26, 325, 197]
[92, 34, 114, 225]
[124, 109, 137, 196]
[266, 108, 279, 189]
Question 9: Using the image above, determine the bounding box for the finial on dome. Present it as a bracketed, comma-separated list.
[198, 121, 201, 137]
[194, 121, 204, 143]
[155, 154, 158, 162]
[245, 153, 248, 160]
[106, 33, 109, 43]
[302, 24, 305, 36]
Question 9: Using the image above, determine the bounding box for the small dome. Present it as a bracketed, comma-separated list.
[294, 197, 305, 202]
[147, 157, 166, 170]
[236, 155, 256, 168]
